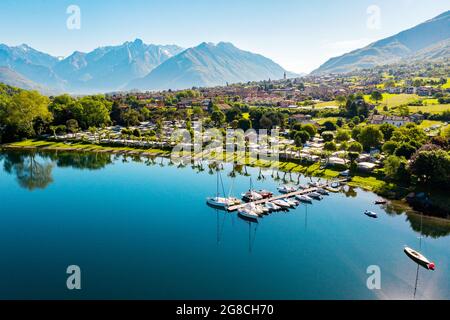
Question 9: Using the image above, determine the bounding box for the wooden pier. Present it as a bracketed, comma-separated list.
[226, 178, 349, 212]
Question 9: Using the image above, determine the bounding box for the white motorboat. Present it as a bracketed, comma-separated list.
[317, 188, 329, 196]
[238, 208, 260, 221]
[256, 204, 269, 215]
[308, 192, 323, 200]
[283, 198, 298, 207]
[272, 199, 291, 209]
[364, 210, 378, 218]
[277, 185, 297, 194]
[266, 202, 281, 212]
[296, 194, 313, 203]
[308, 181, 320, 187]
[404, 247, 435, 270]
[241, 190, 263, 202]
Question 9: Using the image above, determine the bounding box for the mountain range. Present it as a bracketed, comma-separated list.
[128, 42, 293, 90]
[0, 40, 290, 94]
[313, 10, 450, 74]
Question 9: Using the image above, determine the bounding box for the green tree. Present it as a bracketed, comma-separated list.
[0, 90, 52, 140]
[322, 120, 337, 131]
[370, 91, 383, 104]
[211, 110, 225, 127]
[384, 155, 409, 182]
[294, 130, 310, 146]
[66, 119, 79, 134]
[395, 142, 417, 159]
[382, 141, 399, 155]
[302, 124, 317, 137]
[348, 141, 363, 153]
[351, 126, 361, 140]
[379, 123, 396, 141]
[358, 125, 384, 151]
[237, 118, 252, 131]
[324, 141, 337, 152]
[78, 95, 111, 129]
[335, 129, 350, 142]
[121, 108, 141, 127]
[321, 131, 334, 142]
[259, 115, 273, 130]
[409, 149, 450, 186]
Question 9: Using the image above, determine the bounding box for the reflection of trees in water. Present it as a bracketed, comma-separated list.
[343, 185, 358, 198]
[383, 201, 409, 216]
[52, 152, 113, 170]
[406, 212, 450, 239]
[1, 150, 114, 190]
[1, 151, 53, 191]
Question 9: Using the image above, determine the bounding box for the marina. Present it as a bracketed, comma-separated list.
[227, 179, 348, 212]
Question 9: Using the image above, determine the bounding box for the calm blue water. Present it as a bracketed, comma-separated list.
[0, 150, 448, 300]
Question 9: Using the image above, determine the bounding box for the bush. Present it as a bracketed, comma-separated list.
[348, 141, 363, 153]
[394, 142, 416, 159]
[321, 131, 334, 142]
[382, 141, 399, 155]
[335, 129, 350, 142]
[324, 141, 337, 152]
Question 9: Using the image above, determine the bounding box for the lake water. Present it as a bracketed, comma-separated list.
[0, 150, 448, 300]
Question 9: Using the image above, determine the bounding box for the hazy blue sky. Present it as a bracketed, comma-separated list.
[0, 0, 448, 73]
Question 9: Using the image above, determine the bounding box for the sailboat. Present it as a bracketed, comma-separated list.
[404, 212, 435, 271]
[404, 247, 435, 270]
[206, 170, 241, 209]
[241, 178, 264, 202]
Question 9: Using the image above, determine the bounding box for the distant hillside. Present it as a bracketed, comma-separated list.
[127, 42, 290, 91]
[313, 10, 450, 74]
[0, 67, 47, 92]
[0, 44, 64, 89]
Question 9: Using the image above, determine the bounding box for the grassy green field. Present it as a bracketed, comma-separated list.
[313, 101, 340, 109]
[443, 78, 450, 89]
[364, 93, 419, 108]
[417, 120, 446, 129]
[315, 117, 339, 125]
[408, 104, 450, 114]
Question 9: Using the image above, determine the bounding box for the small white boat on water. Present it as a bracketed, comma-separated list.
[266, 202, 281, 212]
[296, 194, 313, 203]
[308, 192, 323, 200]
[256, 204, 269, 215]
[241, 190, 263, 202]
[283, 198, 298, 207]
[206, 197, 240, 208]
[364, 210, 378, 218]
[325, 186, 341, 193]
[277, 185, 297, 194]
[404, 247, 435, 270]
[238, 208, 260, 221]
[308, 181, 320, 187]
[272, 199, 291, 209]
[317, 188, 329, 196]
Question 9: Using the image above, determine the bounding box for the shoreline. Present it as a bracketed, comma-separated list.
[0, 138, 409, 195]
[0, 140, 398, 190]
[1, 139, 449, 221]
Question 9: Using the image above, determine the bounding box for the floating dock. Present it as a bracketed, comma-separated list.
[227, 178, 348, 212]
